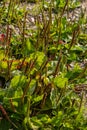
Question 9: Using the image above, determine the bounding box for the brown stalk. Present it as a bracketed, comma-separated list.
[22, 11, 27, 45]
[10, 99, 17, 113]
[36, 15, 41, 49]
[39, 59, 49, 71]
[41, 5, 52, 53]
[29, 57, 37, 71]
[40, 92, 47, 109]
[17, 58, 26, 70]
[57, 0, 68, 44]
[0, 104, 18, 128]
[53, 50, 62, 77]
[61, 0, 68, 17]
[69, 25, 80, 50]
[5, 25, 12, 56]
[24, 58, 37, 76]
[21, 78, 32, 103]
[7, 59, 13, 78]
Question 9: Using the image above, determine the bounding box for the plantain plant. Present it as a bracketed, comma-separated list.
[0, 0, 87, 129]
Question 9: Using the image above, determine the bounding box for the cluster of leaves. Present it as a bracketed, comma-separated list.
[0, 0, 87, 130]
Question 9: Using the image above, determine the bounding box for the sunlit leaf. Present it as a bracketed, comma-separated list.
[30, 51, 45, 67]
[32, 94, 44, 104]
[54, 75, 68, 88]
[31, 116, 43, 127]
[10, 75, 27, 89]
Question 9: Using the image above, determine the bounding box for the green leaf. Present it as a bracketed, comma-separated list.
[54, 74, 68, 88]
[25, 39, 35, 53]
[32, 94, 44, 104]
[10, 75, 27, 89]
[28, 79, 36, 95]
[0, 60, 8, 70]
[37, 114, 51, 124]
[0, 49, 6, 60]
[23, 39, 35, 56]
[31, 116, 43, 127]
[5, 75, 27, 98]
[30, 51, 45, 67]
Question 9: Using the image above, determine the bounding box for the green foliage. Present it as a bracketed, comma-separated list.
[0, 0, 87, 130]
[54, 74, 68, 88]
